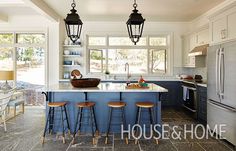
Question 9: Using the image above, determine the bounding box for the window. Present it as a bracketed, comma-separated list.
[109, 37, 146, 46]
[0, 47, 14, 70]
[88, 37, 106, 46]
[16, 33, 45, 44]
[0, 33, 13, 44]
[88, 35, 170, 75]
[107, 49, 147, 74]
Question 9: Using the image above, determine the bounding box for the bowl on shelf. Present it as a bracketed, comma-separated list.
[64, 61, 72, 65]
[70, 78, 101, 88]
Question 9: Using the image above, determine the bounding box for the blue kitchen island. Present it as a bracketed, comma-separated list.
[42, 82, 168, 133]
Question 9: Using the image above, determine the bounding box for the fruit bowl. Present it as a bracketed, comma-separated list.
[70, 78, 100, 88]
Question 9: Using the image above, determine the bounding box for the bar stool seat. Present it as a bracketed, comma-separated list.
[108, 101, 126, 108]
[77, 102, 95, 107]
[136, 102, 154, 108]
[48, 102, 67, 107]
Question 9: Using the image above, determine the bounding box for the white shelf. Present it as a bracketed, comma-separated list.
[63, 55, 81, 57]
[63, 45, 82, 47]
[63, 65, 81, 67]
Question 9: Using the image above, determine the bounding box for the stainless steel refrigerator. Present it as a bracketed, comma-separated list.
[207, 41, 236, 146]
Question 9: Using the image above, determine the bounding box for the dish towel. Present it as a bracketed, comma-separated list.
[183, 86, 190, 101]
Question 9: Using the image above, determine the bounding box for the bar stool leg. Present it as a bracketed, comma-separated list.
[42, 107, 51, 144]
[105, 107, 113, 144]
[49, 107, 54, 135]
[77, 107, 83, 135]
[60, 106, 66, 144]
[72, 108, 81, 144]
[121, 107, 128, 144]
[92, 106, 99, 136]
[89, 107, 96, 145]
[150, 108, 158, 144]
[63, 105, 71, 135]
[135, 107, 141, 144]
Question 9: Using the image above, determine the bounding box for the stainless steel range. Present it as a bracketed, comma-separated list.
[182, 81, 198, 115]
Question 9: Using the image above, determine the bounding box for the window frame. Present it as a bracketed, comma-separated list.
[86, 33, 173, 76]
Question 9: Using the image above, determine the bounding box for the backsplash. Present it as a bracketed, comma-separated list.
[174, 67, 207, 80]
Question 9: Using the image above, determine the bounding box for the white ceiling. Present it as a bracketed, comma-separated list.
[0, 0, 226, 21]
[43, 0, 226, 21]
[0, 6, 38, 16]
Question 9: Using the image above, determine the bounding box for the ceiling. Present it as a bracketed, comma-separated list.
[0, 0, 226, 21]
[43, 0, 226, 21]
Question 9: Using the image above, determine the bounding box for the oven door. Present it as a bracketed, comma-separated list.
[182, 85, 197, 113]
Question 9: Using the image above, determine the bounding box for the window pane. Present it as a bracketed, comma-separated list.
[0, 47, 14, 70]
[16, 33, 45, 44]
[149, 37, 167, 46]
[150, 49, 167, 73]
[89, 49, 105, 73]
[88, 37, 106, 46]
[107, 49, 147, 74]
[17, 47, 45, 85]
[109, 37, 146, 46]
[0, 33, 14, 44]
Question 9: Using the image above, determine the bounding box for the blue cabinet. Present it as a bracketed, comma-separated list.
[152, 81, 182, 107]
[197, 86, 207, 124]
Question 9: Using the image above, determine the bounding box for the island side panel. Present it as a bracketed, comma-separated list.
[49, 92, 161, 133]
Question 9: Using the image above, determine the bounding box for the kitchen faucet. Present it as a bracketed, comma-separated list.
[125, 63, 131, 80]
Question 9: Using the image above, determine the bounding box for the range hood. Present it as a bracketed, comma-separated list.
[188, 44, 209, 56]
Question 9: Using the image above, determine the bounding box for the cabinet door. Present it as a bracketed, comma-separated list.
[197, 29, 209, 45]
[211, 17, 227, 43]
[227, 11, 236, 40]
[189, 34, 197, 51]
[182, 36, 191, 66]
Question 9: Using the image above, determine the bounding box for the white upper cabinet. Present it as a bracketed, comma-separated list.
[209, 4, 236, 45]
[228, 12, 236, 40]
[197, 28, 209, 45]
[211, 17, 227, 43]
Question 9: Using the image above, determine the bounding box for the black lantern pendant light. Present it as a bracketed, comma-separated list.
[126, 0, 145, 45]
[64, 0, 83, 44]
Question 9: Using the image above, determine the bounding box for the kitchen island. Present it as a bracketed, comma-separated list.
[42, 82, 168, 133]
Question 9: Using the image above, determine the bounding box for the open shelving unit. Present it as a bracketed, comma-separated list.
[60, 45, 84, 80]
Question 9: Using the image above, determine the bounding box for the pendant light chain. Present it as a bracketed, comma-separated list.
[133, 0, 137, 10]
[71, 0, 76, 8]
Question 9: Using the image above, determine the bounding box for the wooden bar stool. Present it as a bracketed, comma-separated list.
[105, 101, 128, 144]
[135, 101, 158, 144]
[73, 101, 98, 145]
[42, 101, 71, 144]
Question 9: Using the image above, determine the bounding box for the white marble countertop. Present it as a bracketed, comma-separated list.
[42, 83, 168, 93]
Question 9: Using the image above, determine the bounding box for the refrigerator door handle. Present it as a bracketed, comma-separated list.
[215, 48, 220, 96]
[208, 100, 236, 112]
[219, 48, 225, 99]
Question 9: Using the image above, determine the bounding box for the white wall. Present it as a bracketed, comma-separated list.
[0, 15, 61, 85]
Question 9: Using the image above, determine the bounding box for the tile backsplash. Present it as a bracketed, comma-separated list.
[174, 67, 207, 80]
